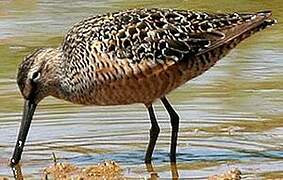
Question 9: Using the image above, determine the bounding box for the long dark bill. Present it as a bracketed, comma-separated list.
[10, 100, 37, 166]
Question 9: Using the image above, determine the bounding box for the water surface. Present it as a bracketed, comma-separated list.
[0, 0, 282, 179]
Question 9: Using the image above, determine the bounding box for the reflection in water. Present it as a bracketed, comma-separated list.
[11, 164, 23, 180]
[170, 163, 179, 179]
[146, 163, 159, 179]
[146, 162, 179, 180]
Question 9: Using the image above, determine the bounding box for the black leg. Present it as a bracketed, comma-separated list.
[145, 105, 160, 163]
[161, 96, 179, 162]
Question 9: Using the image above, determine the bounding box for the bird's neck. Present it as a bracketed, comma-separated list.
[43, 47, 72, 101]
[53, 47, 94, 104]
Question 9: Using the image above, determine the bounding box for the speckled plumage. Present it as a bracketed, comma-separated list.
[13, 8, 276, 165]
[44, 8, 275, 106]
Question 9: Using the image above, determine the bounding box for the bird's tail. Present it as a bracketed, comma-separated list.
[177, 10, 276, 85]
[198, 10, 277, 57]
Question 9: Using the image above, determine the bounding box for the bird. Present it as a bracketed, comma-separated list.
[11, 8, 276, 166]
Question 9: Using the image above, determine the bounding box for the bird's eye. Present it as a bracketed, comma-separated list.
[31, 71, 41, 82]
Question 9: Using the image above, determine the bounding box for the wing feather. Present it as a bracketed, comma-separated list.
[61, 9, 273, 84]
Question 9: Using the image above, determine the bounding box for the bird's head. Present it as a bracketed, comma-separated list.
[17, 48, 62, 104]
[11, 48, 62, 166]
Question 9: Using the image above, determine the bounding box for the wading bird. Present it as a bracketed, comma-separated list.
[11, 8, 276, 165]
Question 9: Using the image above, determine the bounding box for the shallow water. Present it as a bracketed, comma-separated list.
[0, 0, 282, 179]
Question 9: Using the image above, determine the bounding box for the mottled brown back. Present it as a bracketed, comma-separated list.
[57, 9, 275, 105]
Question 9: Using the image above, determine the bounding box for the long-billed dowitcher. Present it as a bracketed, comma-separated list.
[11, 8, 276, 165]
